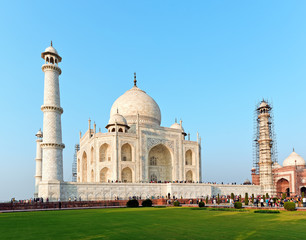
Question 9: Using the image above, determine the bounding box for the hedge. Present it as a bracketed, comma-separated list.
[198, 201, 205, 208]
[142, 199, 153, 207]
[126, 199, 139, 208]
[284, 202, 296, 211]
[234, 202, 242, 209]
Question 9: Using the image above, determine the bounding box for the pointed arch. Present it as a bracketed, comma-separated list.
[91, 147, 94, 165]
[121, 143, 132, 161]
[185, 149, 193, 165]
[91, 169, 94, 182]
[277, 178, 290, 196]
[186, 170, 193, 183]
[148, 144, 172, 182]
[100, 167, 110, 183]
[121, 167, 132, 183]
[50, 57, 54, 64]
[82, 151, 87, 182]
[99, 143, 111, 162]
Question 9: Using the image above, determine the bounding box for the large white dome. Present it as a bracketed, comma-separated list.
[283, 150, 306, 167]
[110, 86, 161, 126]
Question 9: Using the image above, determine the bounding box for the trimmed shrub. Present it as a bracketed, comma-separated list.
[198, 201, 205, 208]
[245, 193, 249, 206]
[126, 199, 139, 208]
[217, 194, 220, 205]
[284, 202, 296, 211]
[231, 193, 234, 200]
[142, 199, 152, 207]
[234, 202, 242, 209]
[302, 192, 305, 199]
[173, 200, 180, 207]
[206, 196, 209, 204]
[252, 194, 254, 204]
[254, 210, 280, 214]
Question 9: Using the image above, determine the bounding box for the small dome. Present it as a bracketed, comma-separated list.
[272, 162, 282, 169]
[44, 46, 58, 55]
[107, 113, 128, 127]
[283, 150, 306, 167]
[35, 129, 43, 138]
[259, 101, 269, 108]
[110, 86, 161, 126]
[243, 179, 251, 185]
[170, 122, 184, 131]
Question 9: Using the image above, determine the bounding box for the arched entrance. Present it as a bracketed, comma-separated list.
[100, 167, 110, 183]
[99, 143, 111, 162]
[186, 170, 193, 183]
[148, 144, 172, 182]
[276, 178, 290, 197]
[121, 143, 132, 161]
[121, 167, 132, 183]
[82, 152, 87, 182]
[185, 150, 193, 165]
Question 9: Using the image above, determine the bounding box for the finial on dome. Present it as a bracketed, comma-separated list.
[175, 118, 177, 123]
[51, 40, 53, 47]
[134, 72, 137, 87]
[293, 147, 295, 152]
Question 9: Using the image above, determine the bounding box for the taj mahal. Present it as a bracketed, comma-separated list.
[34, 43, 306, 201]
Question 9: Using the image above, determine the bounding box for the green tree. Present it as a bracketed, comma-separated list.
[252, 194, 254, 204]
[206, 196, 209, 204]
[245, 193, 249, 206]
[231, 193, 234, 200]
[217, 194, 220, 205]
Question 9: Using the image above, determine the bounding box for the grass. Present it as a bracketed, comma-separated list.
[0, 207, 306, 239]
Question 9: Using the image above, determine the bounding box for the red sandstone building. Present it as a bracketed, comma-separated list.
[252, 149, 306, 197]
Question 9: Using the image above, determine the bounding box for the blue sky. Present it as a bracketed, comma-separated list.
[0, 1, 306, 201]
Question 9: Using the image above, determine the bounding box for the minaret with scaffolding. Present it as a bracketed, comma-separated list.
[253, 100, 277, 196]
[72, 144, 79, 182]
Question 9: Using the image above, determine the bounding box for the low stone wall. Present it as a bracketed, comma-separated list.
[38, 182, 263, 202]
[0, 199, 194, 211]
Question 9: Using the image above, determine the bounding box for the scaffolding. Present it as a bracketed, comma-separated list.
[253, 100, 278, 175]
[72, 144, 80, 182]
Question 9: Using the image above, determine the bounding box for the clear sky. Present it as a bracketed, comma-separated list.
[0, 1, 306, 201]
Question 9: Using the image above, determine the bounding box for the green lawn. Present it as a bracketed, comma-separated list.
[0, 207, 306, 239]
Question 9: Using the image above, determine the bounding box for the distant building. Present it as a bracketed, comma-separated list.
[251, 100, 306, 197]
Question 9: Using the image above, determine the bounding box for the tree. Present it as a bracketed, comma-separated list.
[231, 193, 234, 200]
[245, 193, 249, 206]
[252, 194, 254, 204]
[217, 194, 220, 205]
[206, 196, 209, 204]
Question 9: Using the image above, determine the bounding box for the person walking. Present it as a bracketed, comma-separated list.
[302, 196, 306, 207]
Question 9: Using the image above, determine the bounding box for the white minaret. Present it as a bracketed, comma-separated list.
[34, 129, 43, 197]
[257, 100, 275, 196]
[40, 42, 65, 182]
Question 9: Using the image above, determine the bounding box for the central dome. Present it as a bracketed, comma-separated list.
[110, 86, 161, 126]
